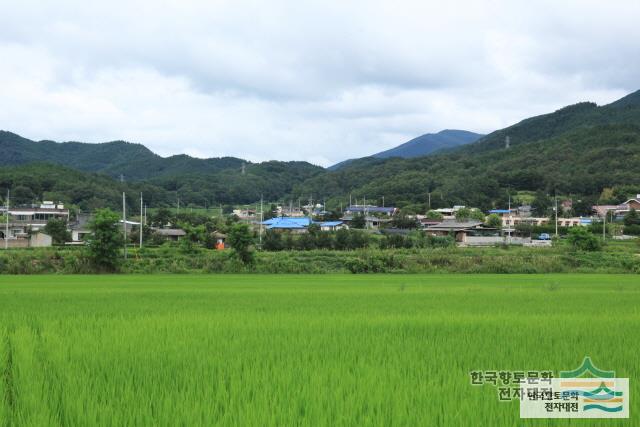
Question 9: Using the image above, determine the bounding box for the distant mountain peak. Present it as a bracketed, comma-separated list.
[329, 129, 484, 170]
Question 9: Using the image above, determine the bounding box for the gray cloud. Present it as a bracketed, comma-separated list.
[0, 0, 638, 166]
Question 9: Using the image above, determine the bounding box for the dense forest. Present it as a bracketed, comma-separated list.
[0, 89, 639, 212]
[294, 90, 640, 211]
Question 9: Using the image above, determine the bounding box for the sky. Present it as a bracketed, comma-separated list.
[1, 0, 639, 167]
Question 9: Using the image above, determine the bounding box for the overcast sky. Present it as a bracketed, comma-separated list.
[1, 1, 639, 166]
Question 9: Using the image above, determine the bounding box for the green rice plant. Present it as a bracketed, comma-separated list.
[0, 274, 638, 426]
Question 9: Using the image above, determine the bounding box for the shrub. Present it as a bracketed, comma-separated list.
[566, 227, 602, 252]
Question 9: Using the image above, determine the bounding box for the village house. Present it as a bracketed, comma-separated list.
[261, 217, 347, 233]
[0, 201, 69, 247]
[488, 209, 592, 228]
[344, 205, 397, 216]
[592, 195, 640, 218]
[425, 219, 532, 246]
[340, 214, 390, 229]
[152, 228, 187, 241]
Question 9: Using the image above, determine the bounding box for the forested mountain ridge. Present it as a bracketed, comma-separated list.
[461, 89, 640, 153]
[0, 131, 325, 207]
[329, 129, 483, 170]
[1, 89, 639, 211]
[293, 90, 640, 211]
[0, 130, 266, 180]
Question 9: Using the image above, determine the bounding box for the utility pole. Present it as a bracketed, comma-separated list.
[554, 194, 559, 237]
[364, 195, 367, 229]
[259, 195, 264, 247]
[428, 192, 431, 210]
[122, 192, 127, 260]
[4, 189, 9, 250]
[603, 209, 607, 242]
[139, 192, 143, 249]
[382, 196, 385, 207]
[508, 191, 512, 244]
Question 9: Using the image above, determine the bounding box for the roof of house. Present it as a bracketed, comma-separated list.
[341, 215, 392, 222]
[262, 217, 312, 229]
[154, 228, 186, 236]
[488, 209, 513, 214]
[346, 205, 396, 214]
[319, 221, 343, 227]
[426, 219, 484, 231]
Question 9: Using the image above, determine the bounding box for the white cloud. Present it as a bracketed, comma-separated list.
[0, 0, 638, 166]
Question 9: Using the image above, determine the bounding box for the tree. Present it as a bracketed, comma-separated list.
[179, 223, 206, 253]
[350, 214, 366, 229]
[455, 207, 469, 221]
[426, 210, 443, 220]
[624, 208, 640, 226]
[44, 218, 71, 244]
[228, 223, 254, 264]
[566, 227, 601, 252]
[469, 208, 486, 222]
[334, 228, 350, 250]
[86, 208, 123, 271]
[532, 190, 551, 217]
[485, 213, 502, 229]
[151, 208, 173, 227]
[455, 207, 484, 222]
[262, 230, 283, 251]
[391, 215, 419, 229]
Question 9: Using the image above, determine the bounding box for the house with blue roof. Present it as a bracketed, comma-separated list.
[261, 217, 347, 233]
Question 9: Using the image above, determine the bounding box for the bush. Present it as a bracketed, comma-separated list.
[566, 227, 602, 252]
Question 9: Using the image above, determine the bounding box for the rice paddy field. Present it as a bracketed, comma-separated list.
[0, 274, 638, 426]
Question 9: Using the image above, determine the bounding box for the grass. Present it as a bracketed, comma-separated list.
[0, 274, 638, 426]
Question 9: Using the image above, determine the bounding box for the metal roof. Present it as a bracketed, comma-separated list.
[154, 228, 186, 236]
[346, 205, 396, 214]
[263, 217, 312, 229]
[319, 221, 343, 227]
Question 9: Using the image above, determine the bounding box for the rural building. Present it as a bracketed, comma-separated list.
[70, 212, 93, 242]
[592, 196, 640, 218]
[0, 201, 69, 246]
[153, 228, 186, 241]
[425, 219, 488, 242]
[261, 217, 347, 233]
[340, 215, 390, 229]
[344, 205, 397, 216]
[262, 217, 312, 233]
[319, 221, 348, 231]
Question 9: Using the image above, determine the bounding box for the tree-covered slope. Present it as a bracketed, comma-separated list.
[293, 125, 640, 211]
[0, 131, 322, 181]
[463, 89, 640, 153]
[294, 90, 640, 210]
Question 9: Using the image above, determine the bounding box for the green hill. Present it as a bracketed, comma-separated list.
[0, 132, 324, 206]
[294, 91, 640, 211]
[1, 89, 639, 211]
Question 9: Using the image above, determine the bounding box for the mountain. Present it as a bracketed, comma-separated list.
[0, 131, 324, 207]
[328, 129, 484, 170]
[0, 131, 250, 180]
[465, 89, 640, 153]
[2, 89, 640, 211]
[294, 90, 640, 211]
